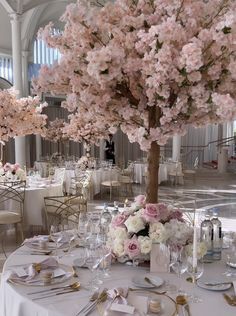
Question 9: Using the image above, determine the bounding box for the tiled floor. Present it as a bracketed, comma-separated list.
[1, 167, 236, 272]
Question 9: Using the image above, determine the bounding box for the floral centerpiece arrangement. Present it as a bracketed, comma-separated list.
[107, 195, 206, 263]
[0, 162, 26, 181]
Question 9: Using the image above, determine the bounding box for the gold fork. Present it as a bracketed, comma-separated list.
[223, 294, 236, 306]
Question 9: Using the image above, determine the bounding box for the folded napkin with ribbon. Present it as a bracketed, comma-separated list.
[23, 233, 70, 250]
[9, 257, 59, 283]
[104, 288, 148, 315]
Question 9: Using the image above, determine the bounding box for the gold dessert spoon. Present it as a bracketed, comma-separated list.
[176, 295, 191, 316]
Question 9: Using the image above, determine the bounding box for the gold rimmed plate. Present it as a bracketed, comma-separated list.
[97, 289, 177, 316]
[8, 264, 73, 287]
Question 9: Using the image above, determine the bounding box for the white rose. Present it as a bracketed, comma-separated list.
[149, 222, 167, 243]
[138, 236, 152, 255]
[125, 215, 145, 233]
[113, 240, 125, 257]
[108, 226, 128, 241]
[16, 168, 26, 181]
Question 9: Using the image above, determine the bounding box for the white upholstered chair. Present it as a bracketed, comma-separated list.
[0, 180, 26, 242]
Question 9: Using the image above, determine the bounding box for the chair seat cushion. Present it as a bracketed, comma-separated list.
[101, 181, 121, 187]
[183, 169, 196, 174]
[168, 172, 184, 177]
[0, 211, 21, 224]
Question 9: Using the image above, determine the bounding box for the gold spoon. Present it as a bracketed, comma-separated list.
[72, 266, 79, 277]
[176, 295, 191, 316]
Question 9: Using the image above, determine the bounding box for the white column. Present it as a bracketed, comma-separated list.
[22, 50, 29, 96]
[10, 13, 26, 167]
[172, 135, 181, 162]
[35, 135, 42, 161]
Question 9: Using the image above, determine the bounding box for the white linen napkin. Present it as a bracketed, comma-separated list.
[8, 257, 59, 283]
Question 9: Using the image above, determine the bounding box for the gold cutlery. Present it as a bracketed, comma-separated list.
[32, 287, 80, 300]
[223, 294, 236, 306]
[76, 289, 107, 316]
[176, 295, 191, 316]
[129, 288, 166, 295]
[72, 266, 79, 277]
[27, 281, 81, 295]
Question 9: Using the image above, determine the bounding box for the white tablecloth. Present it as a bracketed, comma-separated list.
[1, 181, 63, 229]
[0, 247, 236, 316]
[133, 163, 168, 184]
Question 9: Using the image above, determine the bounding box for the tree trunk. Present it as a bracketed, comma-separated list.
[146, 142, 160, 203]
[146, 106, 161, 203]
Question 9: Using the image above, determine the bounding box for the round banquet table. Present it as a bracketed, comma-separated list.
[0, 246, 236, 316]
[1, 180, 63, 230]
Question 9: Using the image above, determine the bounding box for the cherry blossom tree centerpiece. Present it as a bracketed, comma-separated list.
[34, 0, 236, 203]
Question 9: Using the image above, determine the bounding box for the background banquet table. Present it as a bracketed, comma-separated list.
[133, 162, 183, 184]
[0, 246, 236, 316]
[1, 180, 63, 230]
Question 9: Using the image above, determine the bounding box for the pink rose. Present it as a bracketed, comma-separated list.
[168, 209, 184, 222]
[124, 237, 140, 259]
[3, 163, 12, 172]
[134, 195, 146, 206]
[112, 214, 127, 227]
[142, 203, 159, 222]
[13, 163, 20, 172]
[156, 203, 170, 222]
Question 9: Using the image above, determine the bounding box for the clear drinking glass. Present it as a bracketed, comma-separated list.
[85, 246, 101, 291]
[170, 247, 188, 294]
[49, 225, 63, 258]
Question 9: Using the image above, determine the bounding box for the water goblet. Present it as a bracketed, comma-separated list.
[85, 246, 101, 292]
[170, 247, 188, 294]
[186, 257, 204, 303]
[49, 225, 63, 258]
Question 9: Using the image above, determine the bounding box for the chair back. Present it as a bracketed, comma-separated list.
[44, 194, 87, 228]
[0, 181, 26, 216]
[54, 168, 66, 185]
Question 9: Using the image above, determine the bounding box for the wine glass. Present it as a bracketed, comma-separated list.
[49, 225, 63, 258]
[186, 257, 204, 303]
[85, 245, 101, 291]
[99, 244, 112, 278]
[170, 247, 188, 294]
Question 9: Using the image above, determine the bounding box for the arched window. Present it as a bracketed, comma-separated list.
[33, 28, 61, 65]
[0, 55, 13, 83]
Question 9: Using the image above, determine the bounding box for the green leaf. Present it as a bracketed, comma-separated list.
[179, 67, 187, 76]
[100, 69, 109, 74]
[155, 39, 163, 52]
[222, 26, 231, 34]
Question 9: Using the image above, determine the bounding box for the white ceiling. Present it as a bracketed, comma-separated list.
[0, 0, 74, 56]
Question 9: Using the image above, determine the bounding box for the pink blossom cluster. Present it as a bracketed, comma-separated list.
[33, 0, 236, 151]
[44, 118, 69, 143]
[107, 194, 193, 260]
[0, 89, 47, 143]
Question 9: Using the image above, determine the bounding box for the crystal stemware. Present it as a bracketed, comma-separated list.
[170, 247, 188, 294]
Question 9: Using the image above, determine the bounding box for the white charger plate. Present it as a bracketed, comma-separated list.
[132, 274, 164, 288]
[197, 280, 231, 291]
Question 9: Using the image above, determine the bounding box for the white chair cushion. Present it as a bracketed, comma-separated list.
[101, 181, 121, 187]
[0, 211, 21, 224]
[183, 169, 196, 174]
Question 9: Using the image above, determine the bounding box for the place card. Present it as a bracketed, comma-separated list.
[110, 303, 135, 314]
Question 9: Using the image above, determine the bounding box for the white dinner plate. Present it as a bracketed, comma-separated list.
[226, 261, 236, 268]
[197, 280, 231, 291]
[132, 274, 164, 288]
[8, 264, 73, 286]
